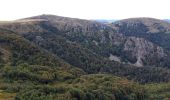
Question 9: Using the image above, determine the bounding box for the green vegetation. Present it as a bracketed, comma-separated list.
[0, 64, 147, 100]
[145, 83, 170, 100]
[2, 64, 170, 100]
[0, 64, 84, 99]
[19, 27, 170, 83]
[0, 29, 71, 68]
[1, 15, 170, 99]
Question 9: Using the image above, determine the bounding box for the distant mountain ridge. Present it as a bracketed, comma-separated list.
[95, 19, 117, 23]
[165, 19, 170, 23]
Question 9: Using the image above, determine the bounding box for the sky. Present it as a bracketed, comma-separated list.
[0, 0, 170, 20]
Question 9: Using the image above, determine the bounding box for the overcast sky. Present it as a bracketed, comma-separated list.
[0, 0, 169, 20]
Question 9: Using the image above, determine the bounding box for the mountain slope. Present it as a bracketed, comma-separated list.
[21, 15, 170, 68]
[0, 15, 170, 99]
[107, 18, 170, 67]
[0, 28, 72, 68]
[1, 15, 170, 83]
[111, 18, 170, 51]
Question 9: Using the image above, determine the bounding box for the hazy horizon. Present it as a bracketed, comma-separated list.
[0, 0, 170, 21]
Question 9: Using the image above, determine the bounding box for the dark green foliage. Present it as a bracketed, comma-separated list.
[19, 26, 170, 83]
[1, 64, 84, 84]
[0, 30, 72, 68]
[13, 74, 147, 100]
[22, 30, 114, 72]
[100, 65, 170, 83]
[67, 74, 147, 100]
[145, 83, 170, 100]
[0, 64, 148, 100]
[15, 85, 65, 100]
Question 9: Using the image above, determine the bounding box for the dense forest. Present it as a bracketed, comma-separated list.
[0, 15, 170, 99]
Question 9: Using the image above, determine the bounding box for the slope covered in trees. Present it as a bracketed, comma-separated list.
[0, 15, 170, 99]
[1, 19, 170, 83]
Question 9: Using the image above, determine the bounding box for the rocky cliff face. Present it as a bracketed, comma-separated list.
[108, 18, 170, 67]
[123, 37, 166, 66]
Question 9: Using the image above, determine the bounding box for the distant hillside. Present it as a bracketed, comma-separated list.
[164, 19, 170, 23]
[110, 18, 170, 67]
[95, 19, 117, 23]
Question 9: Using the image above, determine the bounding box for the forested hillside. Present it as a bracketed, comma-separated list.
[0, 15, 170, 99]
